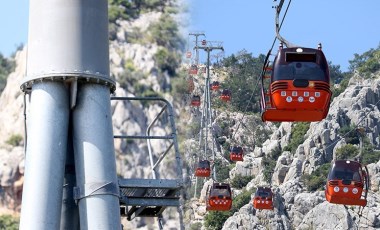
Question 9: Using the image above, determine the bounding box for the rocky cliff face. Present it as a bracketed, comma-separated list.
[185, 73, 380, 229]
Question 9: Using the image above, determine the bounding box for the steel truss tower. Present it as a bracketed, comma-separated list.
[194, 41, 224, 198]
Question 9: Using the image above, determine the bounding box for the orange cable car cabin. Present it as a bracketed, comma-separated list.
[325, 160, 369, 207]
[186, 51, 192, 58]
[194, 160, 211, 177]
[230, 146, 243, 162]
[206, 183, 233, 211]
[261, 45, 332, 122]
[220, 89, 231, 102]
[201, 39, 207, 46]
[189, 64, 198, 75]
[253, 187, 274, 210]
[191, 95, 201, 107]
[211, 81, 220, 91]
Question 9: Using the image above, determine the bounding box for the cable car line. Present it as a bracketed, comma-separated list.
[269, 0, 293, 55]
[275, 0, 297, 48]
[229, 0, 293, 142]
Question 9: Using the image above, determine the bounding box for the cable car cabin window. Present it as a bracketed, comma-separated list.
[198, 160, 210, 168]
[272, 50, 329, 82]
[256, 191, 270, 198]
[328, 161, 362, 182]
[273, 62, 326, 81]
[231, 146, 243, 153]
[210, 188, 231, 197]
[286, 52, 316, 62]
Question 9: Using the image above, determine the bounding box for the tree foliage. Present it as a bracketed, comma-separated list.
[214, 159, 230, 182]
[349, 44, 380, 75]
[335, 144, 359, 160]
[6, 134, 23, 146]
[148, 13, 184, 50]
[283, 122, 310, 153]
[0, 215, 19, 230]
[108, 0, 166, 24]
[262, 146, 282, 183]
[338, 125, 360, 145]
[217, 50, 265, 113]
[230, 175, 253, 189]
[154, 47, 181, 75]
[0, 53, 15, 94]
[302, 163, 331, 192]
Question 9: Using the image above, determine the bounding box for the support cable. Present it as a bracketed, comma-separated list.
[230, 0, 293, 140]
[275, 0, 297, 48]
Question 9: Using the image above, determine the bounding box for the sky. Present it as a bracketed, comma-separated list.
[0, 1, 379, 72]
[0, 0, 29, 57]
[189, 0, 380, 71]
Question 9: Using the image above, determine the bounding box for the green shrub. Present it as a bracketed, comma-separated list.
[219, 51, 265, 113]
[6, 134, 23, 146]
[170, 77, 188, 96]
[338, 125, 360, 145]
[204, 211, 231, 230]
[231, 175, 253, 189]
[286, 122, 310, 153]
[360, 141, 380, 165]
[349, 46, 380, 76]
[335, 144, 358, 160]
[362, 150, 380, 165]
[0, 215, 19, 230]
[117, 68, 146, 90]
[0, 53, 15, 94]
[262, 146, 282, 183]
[302, 163, 331, 192]
[189, 222, 202, 230]
[331, 73, 351, 98]
[214, 159, 230, 182]
[187, 122, 201, 137]
[148, 13, 184, 50]
[154, 48, 180, 76]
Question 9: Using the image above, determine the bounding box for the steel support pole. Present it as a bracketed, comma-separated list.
[20, 82, 70, 230]
[198, 82, 207, 148]
[73, 84, 121, 229]
[21, 1, 119, 229]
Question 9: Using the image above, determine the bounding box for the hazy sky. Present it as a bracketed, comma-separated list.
[1, 1, 379, 71]
[0, 0, 29, 57]
[189, 0, 380, 71]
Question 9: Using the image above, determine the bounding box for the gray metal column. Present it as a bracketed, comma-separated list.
[20, 82, 70, 230]
[73, 84, 120, 229]
[20, 0, 119, 229]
